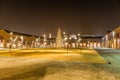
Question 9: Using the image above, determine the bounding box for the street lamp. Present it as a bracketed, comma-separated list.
[20, 36, 24, 48]
[9, 32, 13, 52]
[112, 31, 115, 48]
[77, 34, 82, 52]
[67, 37, 72, 53]
[43, 34, 47, 47]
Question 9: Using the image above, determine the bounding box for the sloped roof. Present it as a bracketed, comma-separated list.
[0, 28, 42, 38]
[81, 36, 102, 39]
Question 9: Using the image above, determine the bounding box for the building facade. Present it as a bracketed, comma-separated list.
[2, 26, 120, 49]
[0, 29, 42, 48]
[102, 26, 120, 49]
[0, 28, 103, 49]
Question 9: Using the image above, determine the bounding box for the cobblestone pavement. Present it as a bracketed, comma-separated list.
[0, 48, 120, 80]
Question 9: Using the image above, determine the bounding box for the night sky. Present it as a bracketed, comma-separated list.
[0, 0, 120, 37]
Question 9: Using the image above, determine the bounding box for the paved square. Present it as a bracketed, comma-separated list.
[0, 48, 120, 80]
[0, 48, 106, 63]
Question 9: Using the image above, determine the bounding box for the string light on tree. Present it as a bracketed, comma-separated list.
[56, 28, 63, 48]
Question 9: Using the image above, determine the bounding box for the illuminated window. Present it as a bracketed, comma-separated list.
[70, 34, 77, 39]
[106, 35, 108, 40]
[112, 31, 115, 38]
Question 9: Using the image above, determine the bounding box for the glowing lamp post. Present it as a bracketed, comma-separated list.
[9, 32, 13, 52]
[20, 36, 24, 48]
[112, 31, 115, 48]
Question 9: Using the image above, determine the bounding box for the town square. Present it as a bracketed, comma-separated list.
[0, 0, 120, 80]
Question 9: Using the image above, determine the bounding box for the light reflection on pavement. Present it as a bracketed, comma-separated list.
[0, 48, 106, 63]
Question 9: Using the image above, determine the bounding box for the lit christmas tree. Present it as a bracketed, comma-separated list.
[56, 28, 63, 48]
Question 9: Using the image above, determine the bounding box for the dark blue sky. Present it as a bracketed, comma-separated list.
[0, 0, 120, 37]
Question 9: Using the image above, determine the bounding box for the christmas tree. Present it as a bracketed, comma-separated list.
[56, 28, 63, 48]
